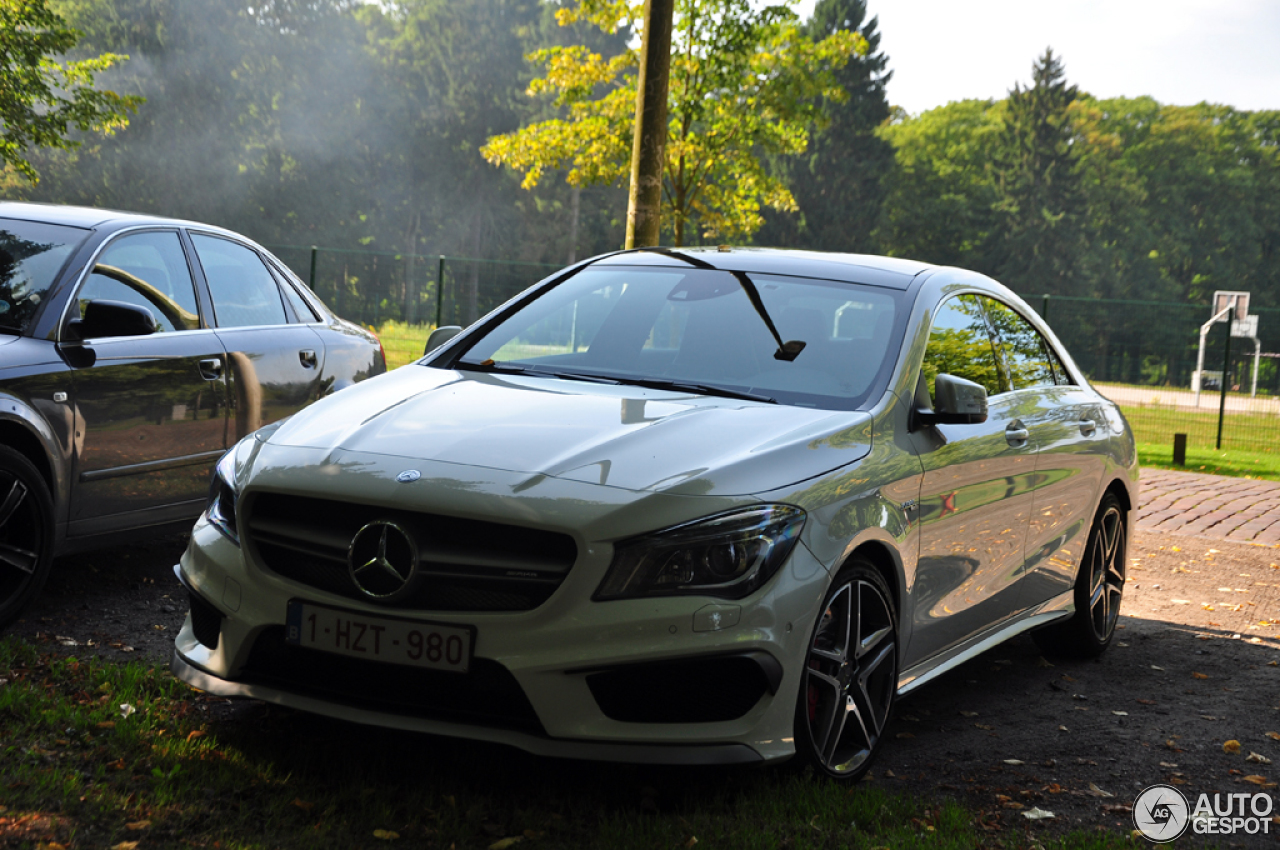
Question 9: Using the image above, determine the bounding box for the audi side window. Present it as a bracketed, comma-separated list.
[77, 231, 201, 333]
[982, 298, 1058, 391]
[191, 235, 288, 328]
[921, 294, 1004, 401]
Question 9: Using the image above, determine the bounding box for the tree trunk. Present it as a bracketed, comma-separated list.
[625, 0, 675, 249]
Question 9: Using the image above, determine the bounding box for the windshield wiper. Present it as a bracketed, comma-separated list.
[455, 359, 620, 385]
[619, 377, 776, 404]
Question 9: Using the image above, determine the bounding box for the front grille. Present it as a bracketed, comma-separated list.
[188, 591, 223, 650]
[239, 626, 544, 733]
[586, 654, 773, 724]
[245, 493, 577, 612]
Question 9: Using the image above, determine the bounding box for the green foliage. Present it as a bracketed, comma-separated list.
[0, 0, 141, 182]
[482, 0, 867, 246]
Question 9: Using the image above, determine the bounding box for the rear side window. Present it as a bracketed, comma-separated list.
[191, 234, 288, 328]
[0, 218, 89, 333]
[983, 297, 1071, 390]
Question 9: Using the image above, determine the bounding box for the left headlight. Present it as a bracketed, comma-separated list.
[595, 505, 806, 601]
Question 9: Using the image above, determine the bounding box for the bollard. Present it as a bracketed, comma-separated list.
[1173, 433, 1187, 466]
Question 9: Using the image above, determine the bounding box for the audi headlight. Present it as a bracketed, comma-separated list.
[595, 505, 806, 601]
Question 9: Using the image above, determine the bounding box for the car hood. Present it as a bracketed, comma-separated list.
[268, 366, 873, 496]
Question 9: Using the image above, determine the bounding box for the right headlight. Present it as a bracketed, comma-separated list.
[206, 419, 286, 545]
[594, 505, 806, 601]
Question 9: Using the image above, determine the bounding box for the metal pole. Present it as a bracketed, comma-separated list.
[308, 245, 318, 290]
[1252, 337, 1260, 398]
[435, 255, 445, 330]
[1217, 318, 1232, 450]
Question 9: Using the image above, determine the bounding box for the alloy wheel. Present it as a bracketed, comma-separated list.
[1087, 504, 1125, 642]
[803, 575, 897, 775]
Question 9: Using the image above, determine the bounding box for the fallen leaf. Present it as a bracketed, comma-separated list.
[1150, 665, 1165, 671]
[1224, 739, 1242, 754]
[1169, 776, 1188, 785]
[1266, 731, 1280, 741]
[959, 711, 979, 717]
[1022, 807, 1055, 820]
[1001, 801, 1025, 810]
[125, 821, 151, 831]
[186, 730, 206, 742]
[373, 829, 400, 841]
[291, 798, 315, 812]
[1088, 783, 1114, 798]
[895, 732, 915, 739]
[1034, 657, 1054, 668]
[1192, 672, 1209, 680]
[488, 838, 522, 850]
[1136, 699, 1156, 705]
[974, 723, 993, 731]
[1159, 761, 1178, 769]
[95, 721, 115, 729]
[683, 838, 698, 849]
[119, 703, 136, 718]
[1058, 725, 1069, 732]
[111, 844, 138, 850]
[1003, 759, 1024, 765]
[1246, 752, 1273, 765]
[1241, 775, 1276, 788]
[1112, 711, 1129, 716]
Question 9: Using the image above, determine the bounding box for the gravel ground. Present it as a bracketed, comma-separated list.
[7, 527, 1280, 846]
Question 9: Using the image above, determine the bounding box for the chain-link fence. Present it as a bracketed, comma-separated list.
[1018, 293, 1280, 457]
[266, 244, 560, 367]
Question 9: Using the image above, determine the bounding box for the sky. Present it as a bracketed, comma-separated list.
[793, 0, 1280, 116]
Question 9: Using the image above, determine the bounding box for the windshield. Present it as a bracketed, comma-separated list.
[0, 218, 90, 333]
[447, 266, 902, 411]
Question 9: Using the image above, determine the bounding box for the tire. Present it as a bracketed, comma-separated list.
[0, 446, 55, 630]
[1033, 492, 1127, 659]
[793, 559, 898, 781]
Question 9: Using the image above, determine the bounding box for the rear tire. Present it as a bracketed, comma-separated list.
[1033, 492, 1126, 659]
[0, 446, 54, 630]
[792, 559, 898, 782]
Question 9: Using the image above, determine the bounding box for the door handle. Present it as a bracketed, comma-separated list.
[198, 358, 223, 381]
[1005, 421, 1030, 445]
[1077, 418, 1098, 436]
[299, 349, 318, 368]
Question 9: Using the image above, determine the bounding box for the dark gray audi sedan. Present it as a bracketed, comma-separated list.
[0, 202, 385, 628]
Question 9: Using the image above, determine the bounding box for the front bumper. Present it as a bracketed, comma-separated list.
[172, 508, 830, 765]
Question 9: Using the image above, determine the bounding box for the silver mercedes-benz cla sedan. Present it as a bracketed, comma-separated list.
[171, 247, 1137, 781]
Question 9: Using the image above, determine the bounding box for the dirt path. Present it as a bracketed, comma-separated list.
[7, 525, 1280, 845]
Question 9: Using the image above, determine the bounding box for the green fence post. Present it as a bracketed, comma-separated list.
[1217, 321, 1232, 449]
[308, 246, 318, 290]
[1041, 294, 1050, 322]
[435, 255, 445, 330]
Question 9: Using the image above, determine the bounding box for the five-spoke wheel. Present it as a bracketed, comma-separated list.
[795, 560, 897, 780]
[0, 446, 54, 629]
[1034, 492, 1127, 658]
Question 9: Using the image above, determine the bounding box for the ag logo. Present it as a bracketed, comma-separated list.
[1133, 784, 1190, 842]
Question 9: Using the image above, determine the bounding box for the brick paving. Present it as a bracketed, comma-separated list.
[1138, 467, 1280, 543]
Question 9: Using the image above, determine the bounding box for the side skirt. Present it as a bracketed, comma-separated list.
[897, 589, 1074, 697]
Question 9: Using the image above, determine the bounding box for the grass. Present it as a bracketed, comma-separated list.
[0, 636, 1138, 849]
[369, 320, 433, 370]
[1136, 442, 1280, 478]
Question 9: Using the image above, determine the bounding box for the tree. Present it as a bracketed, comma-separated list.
[0, 0, 140, 182]
[989, 48, 1090, 296]
[756, 0, 892, 252]
[482, 0, 865, 246]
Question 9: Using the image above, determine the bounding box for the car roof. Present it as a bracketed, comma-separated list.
[0, 201, 233, 235]
[590, 247, 935, 290]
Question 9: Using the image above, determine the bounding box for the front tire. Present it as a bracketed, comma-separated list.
[1033, 492, 1127, 658]
[0, 446, 55, 630]
[793, 559, 898, 781]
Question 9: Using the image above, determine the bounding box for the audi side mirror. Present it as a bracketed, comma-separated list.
[424, 325, 463, 355]
[66, 300, 158, 341]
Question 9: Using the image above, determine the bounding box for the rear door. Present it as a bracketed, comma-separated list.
[65, 229, 229, 533]
[188, 233, 326, 439]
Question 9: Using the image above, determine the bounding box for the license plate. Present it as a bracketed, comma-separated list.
[285, 600, 473, 673]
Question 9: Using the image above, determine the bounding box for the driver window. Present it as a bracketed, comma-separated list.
[921, 294, 1005, 402]
[77, 231, 201, 333]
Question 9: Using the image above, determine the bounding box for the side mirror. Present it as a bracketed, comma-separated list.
[919, 373, 988, 426]
[424, 325, 462, 355]
[66, 300, 158, 341]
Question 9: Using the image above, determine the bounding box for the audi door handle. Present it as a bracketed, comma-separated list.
[198, 358, 223, 380]
[299, 349, 318, 368]
[1077, 418, 1098, 436]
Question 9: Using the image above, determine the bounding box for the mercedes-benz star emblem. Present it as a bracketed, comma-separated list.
[347, 520, 419, 601]
[396, 469, 421, 483]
